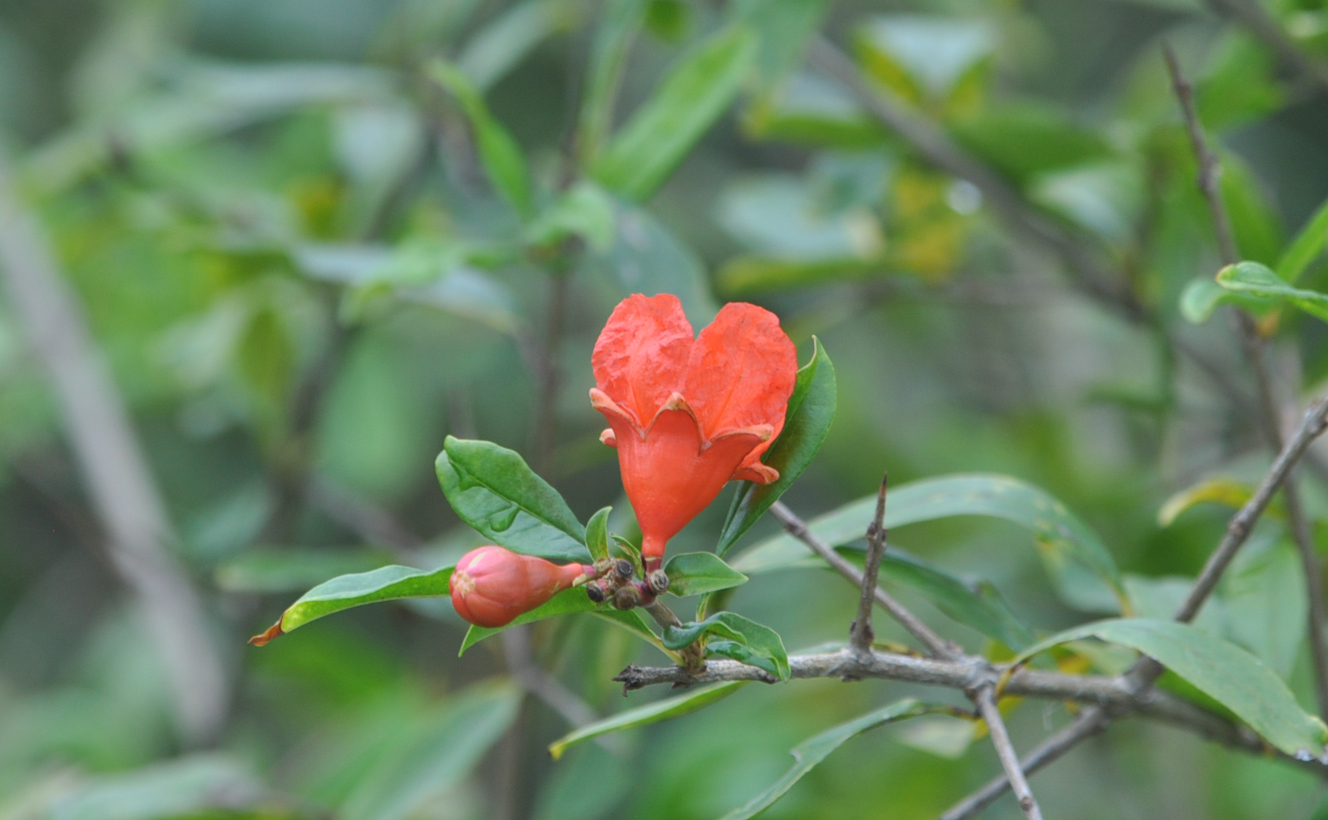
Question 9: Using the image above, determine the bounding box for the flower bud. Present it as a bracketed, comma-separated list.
[450, 546, 586, 628]
[646, 568, 669, 594]
[613, 559, 635, 581]
[612, 584, 643, 610]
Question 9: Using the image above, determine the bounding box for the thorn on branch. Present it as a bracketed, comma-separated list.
[850, 473, 890, 655]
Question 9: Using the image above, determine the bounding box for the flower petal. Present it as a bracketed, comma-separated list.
[592, 293, 694, 427]
[683, 302, 798, 444]
[601, 403, 765, 562]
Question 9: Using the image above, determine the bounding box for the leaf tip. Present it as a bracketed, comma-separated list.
[248, 619, 284, 647]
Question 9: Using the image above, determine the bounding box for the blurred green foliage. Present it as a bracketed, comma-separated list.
[4, 0, 1328, 818]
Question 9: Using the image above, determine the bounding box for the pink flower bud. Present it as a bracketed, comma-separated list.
[449, 546, 586, 628]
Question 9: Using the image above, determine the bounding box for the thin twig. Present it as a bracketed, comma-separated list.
[612, 648, 1307, 770]
[774, 491, 1043, 813]
[1165, 44, 1328, 717]
[1163, 45, 1239, 264]
[939, 708, 1111, 820]
[0, 150, 228, 744]
[642, 598, 704, 670]
[940, 391, 1328, 814]
[849, 475, 889, 655]
[1175, 398, 1328, 619]
[769, 501, 958, 659]
[972, 687, 1043, 820]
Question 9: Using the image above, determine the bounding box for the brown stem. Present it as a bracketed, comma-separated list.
[769, 501, 959, 659]
[849, 474, 889, 655]
[972, 686, 1044, 820]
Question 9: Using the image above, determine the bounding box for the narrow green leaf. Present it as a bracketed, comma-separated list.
[1157, 477, 1254, 527]
[611, 533, 645, 575]
[250, 563, 455, 644]
[731, 0, 828, 91]
[663, 612, 789, 680]
[730, 473, 1124, 613]
[586, 506, 612, 562]
[523, 181, 616, 251]
[1011, 618, 1328, 758]
[1277, 196, 1328, 284]
[548, 681, 746, 760]
[428, 60, 531, 215]
[594, 25, 757, 199]
[435, 436, 591, 563]
[457, 0, 568, 92]
[663, 552, 749, 597]
[718, 698, 939, 820]
[717, 256, 883, 298]
[459, 586, 665, 657]
[872, 552, 1032, 651]
[1215, 260, 1328, 323]
[1179, 277, 1235, 324]
[339, 680, 521, 820]
[1224, 541, 1307, 678]
[593, 204, 720, 322]
[716, 339, 837, 555]
[733, 544, 1032, 650]
[577, 0, 647, 165]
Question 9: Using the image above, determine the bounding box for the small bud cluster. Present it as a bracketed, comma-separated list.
[449, 546, 588, 628]
[584, 556, 668, 610]
[448, 545, 669, 628]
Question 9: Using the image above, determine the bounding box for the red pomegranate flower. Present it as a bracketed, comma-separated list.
[450, 546, 587, 628]
[591, 294, 797, 576]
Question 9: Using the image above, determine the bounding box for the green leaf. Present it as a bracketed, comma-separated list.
[339, 680, 521, 820]
[730, 473, 1124, 612]
[741, 73, 886, 149]
[592, 204, 720, 323]
[663, 552, 749, 597]
[1011, 618, 1328, 758]
[718, 698, 939, 820]
[459, 587, 665, 657]
[950, 102, 1111, 184]
[716, 255, 883, 297]
[731, 0, 828, 91]
[585, 506, 612, 562]
[594, 25, 757, 199]
[857, 15, 994, 103]
[1157, 477, 1254, 527]
[716, 338, 837, 555]
[1221, 156, 1285, 266]
[1215, 260, 1328, 323]
[435, 436, 591, 563]
[1278, 196, 1328, 284]
[1179, 277, 1231, 324]
[428, 60, 531, 215]
[250, 564, 455, 644]
[611, 533, 645, 576]
[456, 0, 571, 92]
[547, 681, 746, 760]
[733, 544, 1033, 651]
[663, 612, 789, 680]
[1177, 275, 1271, 325]
[578, 0, 647, 165]
[872, 552, 1032, 650]
[1224, 541, 1307, 678]
[523, 181, 617, 251]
